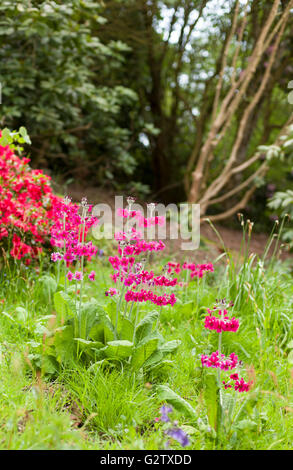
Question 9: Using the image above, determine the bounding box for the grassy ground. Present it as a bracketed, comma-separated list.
[0, 231, 293, 450]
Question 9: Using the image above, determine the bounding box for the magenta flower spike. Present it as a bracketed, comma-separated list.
[201, 300, 252, 393]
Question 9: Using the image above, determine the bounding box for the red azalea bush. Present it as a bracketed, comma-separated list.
[0, 132, 64, 264]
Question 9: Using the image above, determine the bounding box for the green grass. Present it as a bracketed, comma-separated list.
[0, 238, 293, 450]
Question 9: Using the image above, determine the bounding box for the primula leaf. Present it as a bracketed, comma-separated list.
[102, 299, 116, 323]
[156, 385, 197, 419]
[29, 353, 58, 375]
[143, 350, 164, 368]
[39, 275, 57, 295]
[53, 323, 75, 364]
[131, 333, 160, 370]
[135, 311, 159, 344]
[53, 291, 75, 318]
[74, 338, 104, 350]
[15, 306, 28, 323]
[40, 355, 59, 375]
[204, 374, 221, 432]
[159, 340, 181, 354]
[89, 316, 115, 343]
[102, 340, 133, 359]
[78, 300, 104, 339]
[148, 359, 174, 373]
[118, 318, 134, 342]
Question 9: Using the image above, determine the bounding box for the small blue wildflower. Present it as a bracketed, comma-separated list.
[166, 427, 189, 447]
[160, 405, 173, 422]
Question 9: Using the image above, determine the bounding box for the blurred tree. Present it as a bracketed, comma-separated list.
[187, 0, 293, 221]
[0, 0, 139, 186]
[101, 0, 212, 196]
[101, 0, 293, 213]
[1, 0, 292, 221]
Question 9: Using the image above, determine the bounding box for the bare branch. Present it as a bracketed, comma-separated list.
[231, 153, 262, 174]
[188, 0, 282, 203]
[200, 4, 290, 205]
[201, 186, 256, 222]
[206, 161, 267, 206]
[211, 0, 240, 123]
[231, 0, 249, 85]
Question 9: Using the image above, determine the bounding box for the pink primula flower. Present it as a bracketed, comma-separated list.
[74, 271, 83, 281]
[88, 270, 96, 281]
[66, 271, 74, 281]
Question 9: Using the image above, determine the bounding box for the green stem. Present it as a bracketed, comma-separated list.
[217, 332, 222, 402]
[56, 260, 61, 287]
[132, 303, 140, 343]
[216, 331, 223, 448]
[63, 212, 67, 293]
[115, 283, 126, 337]
[184, 268, 189, 302]
[78, 218, 86, 337]
[128, 300, 135, 321]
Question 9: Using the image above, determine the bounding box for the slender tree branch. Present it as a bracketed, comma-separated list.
[211, 0, 240, 123]
[200, 4, 290, 206]
[206, 162, 267, 206]
[231, 0, 249, 85]
[201, 186, 256, 222]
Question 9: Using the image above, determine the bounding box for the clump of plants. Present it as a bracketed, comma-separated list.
[32, 197, 182, 376]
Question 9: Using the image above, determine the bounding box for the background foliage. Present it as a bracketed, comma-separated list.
[0, 0, 292, 228]
[0, 0, 140, 188]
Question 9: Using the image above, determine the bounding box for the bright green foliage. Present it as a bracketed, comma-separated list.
[204, 374, 221, 433]
[266, 125, 293, 246]
[0, 225, 293, 450]
[156, 385, 197, 419]
[0, 126, 31, 152]
[268, 191, 293, 247]
[28, 288, 181, 375]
